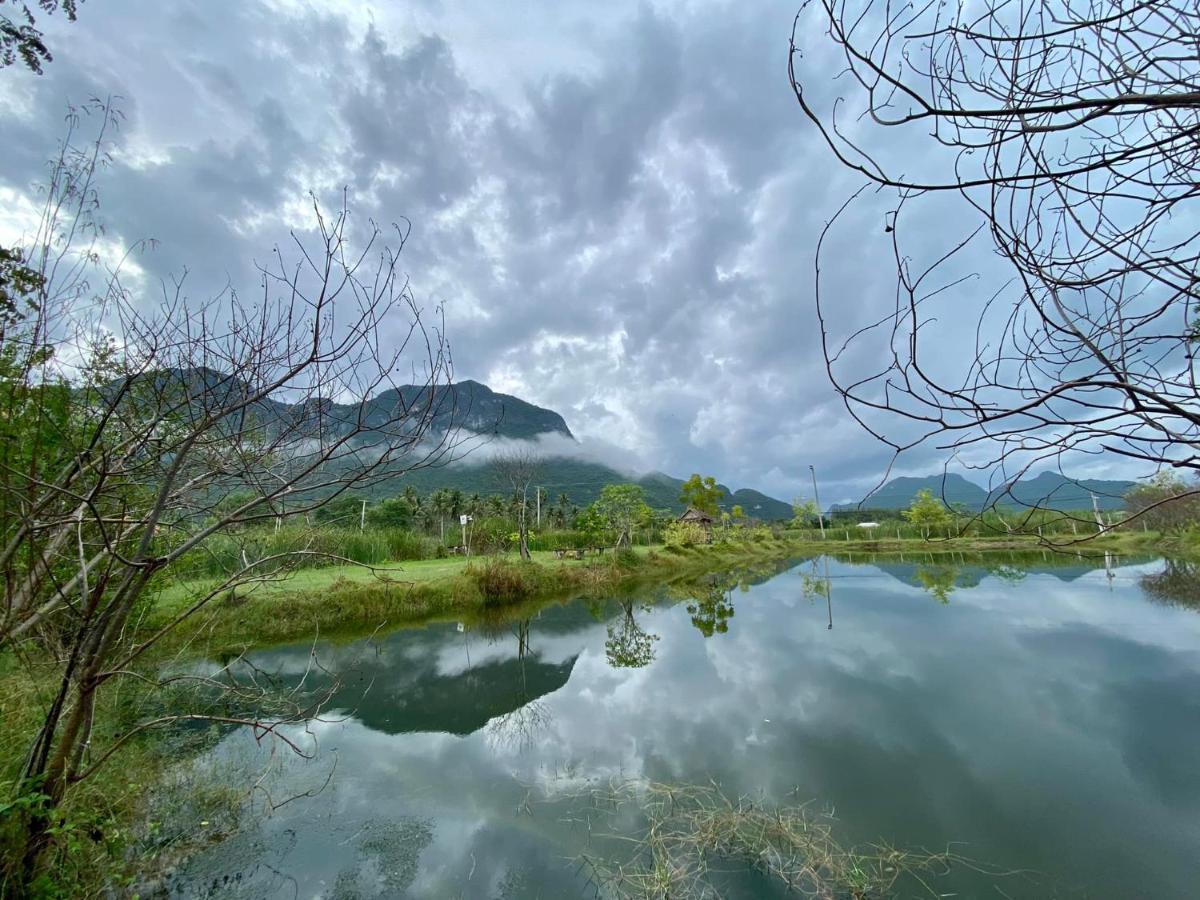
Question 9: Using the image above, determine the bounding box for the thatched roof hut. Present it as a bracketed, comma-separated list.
[677, 507, 715, 527]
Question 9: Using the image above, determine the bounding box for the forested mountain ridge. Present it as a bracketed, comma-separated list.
[835, 471, 1136, 512]
[137, 369, 791, 516]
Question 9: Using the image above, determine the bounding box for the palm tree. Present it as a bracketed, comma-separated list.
[409, 495, 429, 533]
[467, 493, 484, 517]
[486, 494, 506, 518]
[431, 488, 452, 541]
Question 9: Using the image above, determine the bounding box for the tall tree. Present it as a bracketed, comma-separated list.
[0, 103, 453, 881]
[902, 489, 952, 540]
[430, 488, 452, 541]
[595, 483, 649, 547]
[491, 449, 541, 560]
[679, 474, 724, 516]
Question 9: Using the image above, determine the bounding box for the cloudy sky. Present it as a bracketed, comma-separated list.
[0, 0, 1135, 504]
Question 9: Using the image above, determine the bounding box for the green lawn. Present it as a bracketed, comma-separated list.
[148, 547, 657, 619]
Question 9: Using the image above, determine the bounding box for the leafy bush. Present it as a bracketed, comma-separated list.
[471, 559, 533, 605]
[664, 521, 707, 548]
[614, 547, 641, 569]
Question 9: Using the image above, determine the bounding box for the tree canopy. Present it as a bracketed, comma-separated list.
[1, 1, 82, 73]
[902, 489, 952, 539]
[595, 483, 649, 546]
[679, 473, 724, 516]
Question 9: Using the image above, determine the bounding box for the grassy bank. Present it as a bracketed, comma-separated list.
[144, 527, 1192, 653]
[145, 539, 813, 651]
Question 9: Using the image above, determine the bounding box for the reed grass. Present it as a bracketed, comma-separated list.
[577, 781, 991, 899]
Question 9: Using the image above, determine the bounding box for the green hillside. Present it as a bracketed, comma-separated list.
[837, 471, 1135, 512]
[364, 457, 794, 519]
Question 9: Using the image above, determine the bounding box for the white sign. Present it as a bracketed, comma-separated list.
[460, 514, 471, 525]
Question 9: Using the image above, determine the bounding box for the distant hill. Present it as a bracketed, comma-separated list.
[984, 471, 1133, 511]
[838, 474, 989, 512]
[258, 375, 793, 516]
[379, 458, 793, 518]
[342, 378, 573, 440]
[111, 370, 797, 519]
[836, 470, 1135, 513]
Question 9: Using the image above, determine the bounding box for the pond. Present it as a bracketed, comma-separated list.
[170, 553, 1200, 898]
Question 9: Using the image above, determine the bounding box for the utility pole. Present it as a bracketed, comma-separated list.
[1090, 493, 1105, 532]
[360, 499, 366, 532]
[536, 487, 541, 528]
[809, 465, 826, 539]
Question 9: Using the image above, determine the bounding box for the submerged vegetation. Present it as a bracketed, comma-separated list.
[577, 781, 996, 899]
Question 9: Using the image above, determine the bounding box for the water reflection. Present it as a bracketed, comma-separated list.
[913, 564, 959, 603]
[1141, 558, 1200, 608]
[604, 598, 660, 667]
[172, 553, 1200, 899]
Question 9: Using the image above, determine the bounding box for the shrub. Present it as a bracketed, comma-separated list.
[614, 547, 641, 569]
[664, 521, 707, 548]
[471, 559, 533, 605]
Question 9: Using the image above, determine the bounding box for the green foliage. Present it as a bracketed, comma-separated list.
[791, 496, 819, 527]
[604, 601, 659, 668]
[471, 559, 537, 605]
[664, 521, 707, 548]
[1124, 472, 1200, 533]
[595, 483, 649, 546]
[313, 495, 367, 525]
[614, 547, 641, 569]
[366, 497, 415, 529]
[0, 3, 82, 74]
[574, 505, 610, 547]
[175, 526, 436, 579]
[901, 489, 952, 538]
[686, 584, 735, 637]
[913, 565, 958, 603]
[679, 473, 724, 515]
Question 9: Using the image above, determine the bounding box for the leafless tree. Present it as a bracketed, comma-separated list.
[491, 447, 542, 559]
[0, 101, 455, 879]
[789, 0, 1200, 531]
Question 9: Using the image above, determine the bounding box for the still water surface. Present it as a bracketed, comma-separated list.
[172, 554, 1200, 898]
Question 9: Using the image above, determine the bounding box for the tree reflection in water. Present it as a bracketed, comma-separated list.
[800, 557, 834, 629]
[913, 565, 959, 603]
[485, 617, 556, 752]
[1141, 559, 1200, 610]
[686, 581, 736, 637]
[605, 599, 660, 668]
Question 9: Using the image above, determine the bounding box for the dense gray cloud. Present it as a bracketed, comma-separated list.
[0, 0, 1134, 504]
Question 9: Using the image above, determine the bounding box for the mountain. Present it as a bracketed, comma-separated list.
[725, 488, 793, 521]
[984, 471, 1133, 511]
[838, 474, 989, 512]
[120, 370, 573, 442]
[330, 378, 573, 440]
[113, 369, 794, 518]
[836, 471, 1135, 512]
[381, 459, 793, 518]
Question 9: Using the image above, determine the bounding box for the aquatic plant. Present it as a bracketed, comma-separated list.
[578, 781, 974, 899]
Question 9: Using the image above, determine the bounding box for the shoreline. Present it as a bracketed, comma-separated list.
[148, 529, 1175, 652]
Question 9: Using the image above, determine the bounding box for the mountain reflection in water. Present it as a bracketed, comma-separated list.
[170, 552, 1200, 899]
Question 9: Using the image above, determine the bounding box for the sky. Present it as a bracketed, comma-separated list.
[0, 0, 1143, 505]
